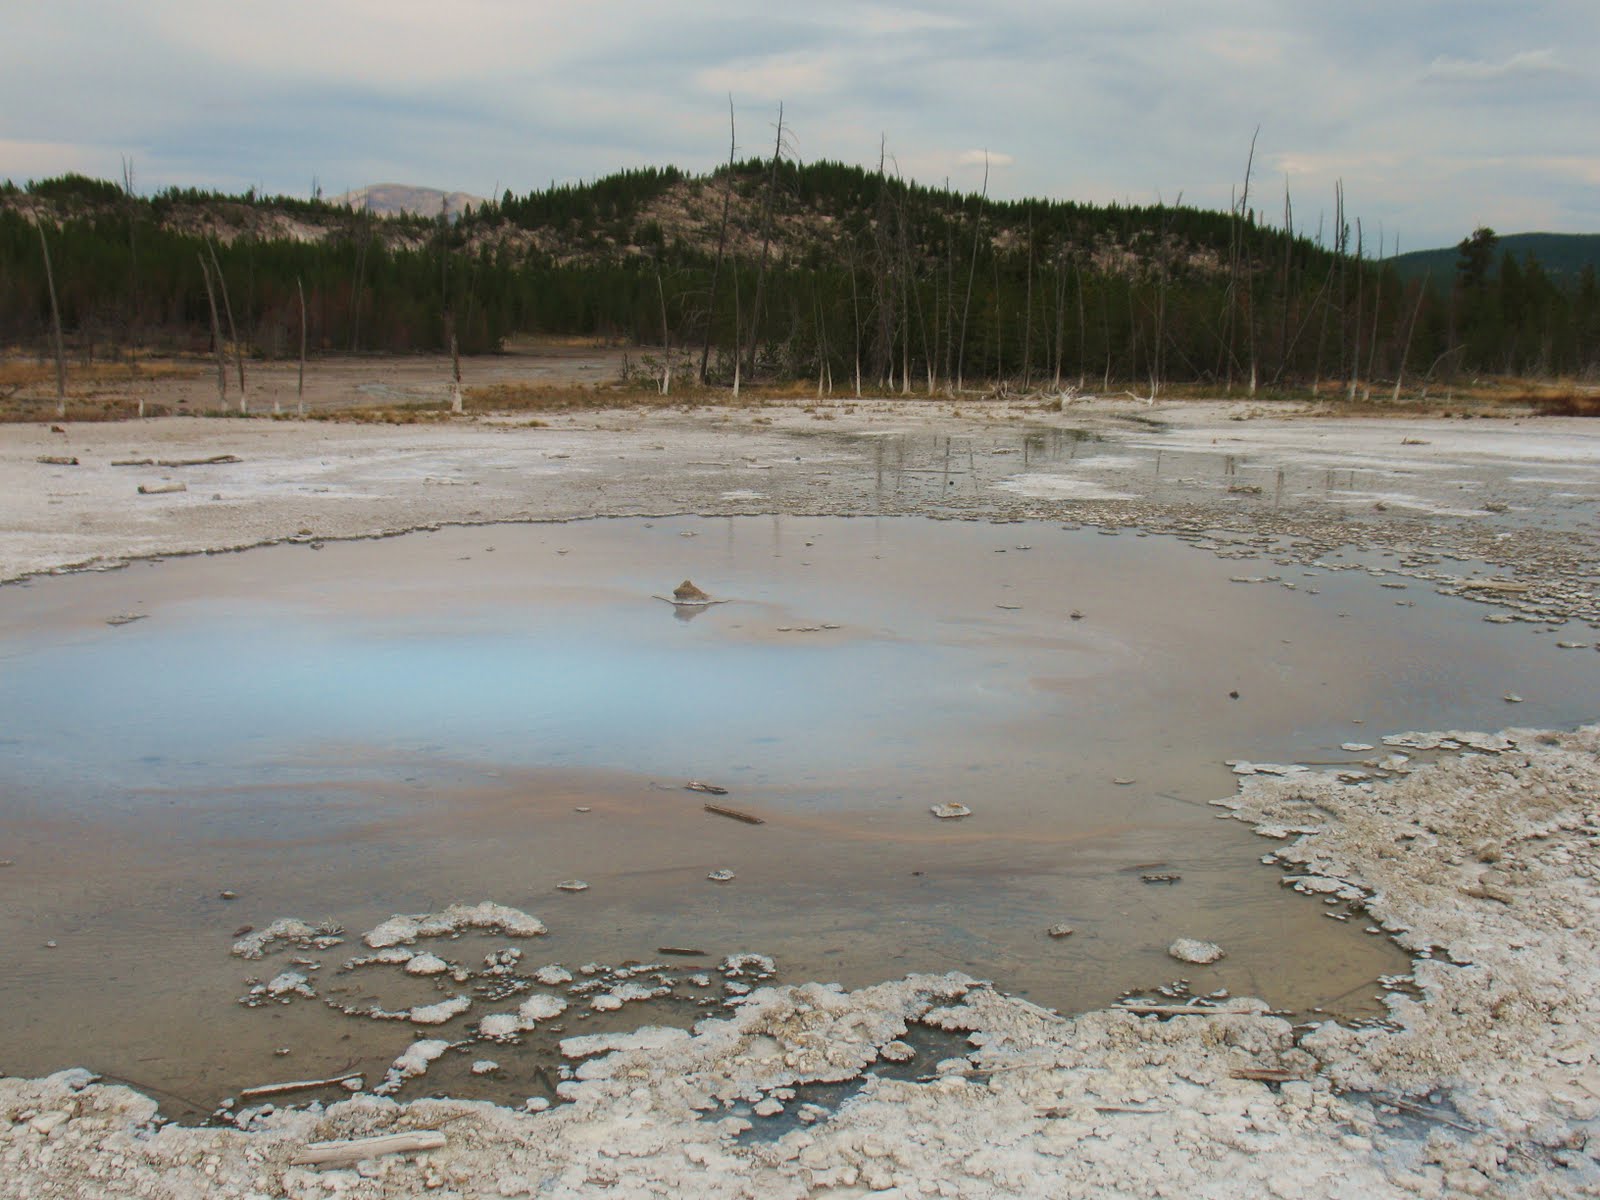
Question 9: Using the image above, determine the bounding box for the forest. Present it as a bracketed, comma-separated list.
[3, 156, 1598, 397]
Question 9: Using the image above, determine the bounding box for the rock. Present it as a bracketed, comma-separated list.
[673, 580, 710, 602]
[707, 869, 736, 883]
[1168, 938, 1225, 965]
[1047, 924, 1074, 939]
[930, 803, 972, 819]
[556, 880, 589, 892]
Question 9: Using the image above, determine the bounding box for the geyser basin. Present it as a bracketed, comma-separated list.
[2, 515, 1595, 1117]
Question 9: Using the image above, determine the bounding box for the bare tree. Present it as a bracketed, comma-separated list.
[742, 103, 786, 376]
[206, 241, 246, 409]
[197, 253, 227, 404]
[1348, 218, 1364, 402]
[37, 222, 67, 417]
[296, 276, 307, 416]
[1392, 272, 1429, 404]
[699, 97, 737, 385]
[653, 254, 672, 395]
[955, 152, 989, 391]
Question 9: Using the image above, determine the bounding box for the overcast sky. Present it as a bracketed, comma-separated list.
[4, 1, 1595, 250]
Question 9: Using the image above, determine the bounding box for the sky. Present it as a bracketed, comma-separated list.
[3, 1, 1596, 251]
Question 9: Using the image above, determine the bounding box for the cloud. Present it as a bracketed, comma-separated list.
[1422, 48, 1565, 84]
[695, 54, 837, 101]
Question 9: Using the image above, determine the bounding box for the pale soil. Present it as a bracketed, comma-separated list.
[4, 378, 1600, 1197]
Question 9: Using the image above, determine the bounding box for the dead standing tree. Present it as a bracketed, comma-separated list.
[37, 221, 67, 417]
[741, 103, 787, 378]
[197, 254, 227, 405]
[699, 97, 737, 385]
[206, 241, 246, 410]
[955, 153, 989, 392]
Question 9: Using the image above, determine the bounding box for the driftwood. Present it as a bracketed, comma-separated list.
[1230, 1068, 1305, 1083]
[656, 946, 707, 957]
[156, 454, 242, 467]
[1115, 1002, 1259, 1017]
[138, 482, 187, 495]
[685, 781, 728, 796]
[36, 455, 78, 465]
[290, 1130, 445, 1167]
[112, 458, 155, 466]
[1037, 1104, 1167, 1118]
[238, 1072, 362, 1102]
[704, 803, 764, 825]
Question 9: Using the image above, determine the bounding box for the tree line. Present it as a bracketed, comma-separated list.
[4, 161, 1598, 395]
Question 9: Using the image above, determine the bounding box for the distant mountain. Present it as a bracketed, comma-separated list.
[331, 184, 486, 221]
[1390, 233, 1600, 284]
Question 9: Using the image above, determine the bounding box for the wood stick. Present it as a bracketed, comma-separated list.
[704, 803, 764, 825]
[238, 1072, 362, 1102]
[290, 1130, 445, 1167]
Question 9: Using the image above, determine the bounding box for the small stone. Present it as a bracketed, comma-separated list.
[556, 880, 589, 892]
[1504, 694, 1523, 704]
[707, 869, 736, 883]
[1168, 938, 1225, 965]
[219, 890, 238, 900]
[930, 803, 972, 820]
[1047, 924, 1074, 939]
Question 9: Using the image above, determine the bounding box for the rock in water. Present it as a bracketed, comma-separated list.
[1168, 938, 1225, 965]
[674, 580, 710, 602]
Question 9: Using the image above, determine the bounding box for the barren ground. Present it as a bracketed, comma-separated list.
[4, 359, 1600, 1198]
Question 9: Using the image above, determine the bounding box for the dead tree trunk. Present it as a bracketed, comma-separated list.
[1393, 272, 1429, 403]
[1022, 212, 1034, 390]
[742, 103, 784, 377]
[955, 153, 989, 391]
[654, 257, 672, 395]
[1348, 218, 1364, 402]
[37, 222, 67, 417]
[197, 254, 226, 404]
[296, 276, 307, 416]
[206, 242, 245, 410]
[699, 97, 736, 385]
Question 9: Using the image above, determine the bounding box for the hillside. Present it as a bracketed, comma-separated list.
[3, 166, 1597, 385]
[1391, 233, 1600, 284]
[331, 184, 487, 221]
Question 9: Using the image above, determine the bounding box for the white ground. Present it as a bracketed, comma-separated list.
[4, 392, 1600, 1197]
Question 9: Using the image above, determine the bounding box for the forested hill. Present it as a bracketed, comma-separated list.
[1390, 233, 1600, 285]
[3, 164, 1598, 388]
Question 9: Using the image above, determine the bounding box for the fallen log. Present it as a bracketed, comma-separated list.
[156, 454, 242, 467]
[238, 1073, 363, 1102]
[704, 803, 764, 825]
[1229, 1068, 1305, 1083]
[36, 455, 78, 465]
[1115, 1002, 1260, 1017]
[290, 1130, 445, 1168]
